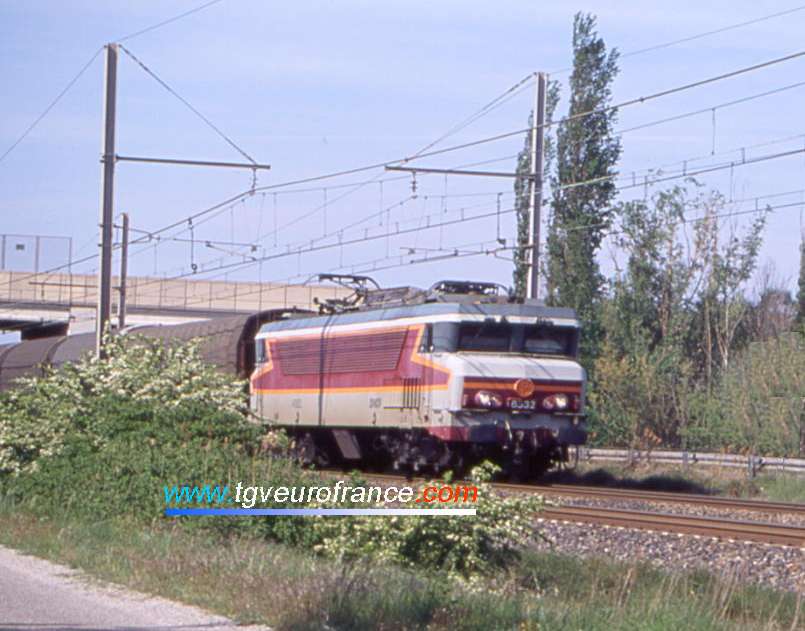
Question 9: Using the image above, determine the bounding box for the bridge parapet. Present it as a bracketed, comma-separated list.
[0, 271, 349, 335]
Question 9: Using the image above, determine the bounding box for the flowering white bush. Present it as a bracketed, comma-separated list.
[0, 334, 248, 475]
[311, 463, 543, 580]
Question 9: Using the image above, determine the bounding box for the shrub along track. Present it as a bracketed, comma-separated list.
[346, 472, 805, 548]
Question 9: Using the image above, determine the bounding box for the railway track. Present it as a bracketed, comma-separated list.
[500, 482, 805, 514]
[358, 472, 805, 515]
[339, 471, 805, 547]
[540, 506, 805, 547]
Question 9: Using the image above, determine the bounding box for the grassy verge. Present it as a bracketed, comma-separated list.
[1, 341, 800, 629]
[0, 509, 800, 631]
[546, 462, 805, 502]
[0, 510, 529, 630]
[740, 474, 805, 503]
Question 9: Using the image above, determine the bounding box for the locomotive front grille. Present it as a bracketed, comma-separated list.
[402, 377, 422, 409]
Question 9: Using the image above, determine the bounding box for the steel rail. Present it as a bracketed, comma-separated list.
[540, 506, 805, 548]
[503, 483, 805, 514]
[352, 473, 805, 515]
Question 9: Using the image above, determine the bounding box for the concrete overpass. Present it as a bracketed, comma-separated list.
[0, 270, 348, 338]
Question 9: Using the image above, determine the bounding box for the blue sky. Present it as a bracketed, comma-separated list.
[1, 1, 804, 296]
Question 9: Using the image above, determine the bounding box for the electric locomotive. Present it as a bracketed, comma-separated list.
[250, 276, 587, 478]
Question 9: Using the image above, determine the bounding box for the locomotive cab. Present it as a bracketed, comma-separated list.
[414, 309, 586, 477]
[250, 278, 587, 479]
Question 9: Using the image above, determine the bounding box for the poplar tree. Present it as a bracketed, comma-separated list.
[545, 13, 621, 361]
[512, 82, 558, 298]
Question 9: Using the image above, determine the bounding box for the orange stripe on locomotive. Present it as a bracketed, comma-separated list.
[251, 324, 451, 394]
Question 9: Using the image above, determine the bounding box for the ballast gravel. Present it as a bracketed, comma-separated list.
[534, 512, 805, 594]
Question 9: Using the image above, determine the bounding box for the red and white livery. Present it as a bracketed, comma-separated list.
[250, 280, 587, 478]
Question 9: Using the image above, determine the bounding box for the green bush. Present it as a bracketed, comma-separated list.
[0, 393, 326, 551]
[0, 336, 545, 581]
[4, 395, 252, 517]
[0, 335, 247, 474]
[590, 343, 694, 449]
[707, 333, 804, 455]
[0, 336, 312, 544]
[590, 332, 805, 456]
[309, 464, 543, 580]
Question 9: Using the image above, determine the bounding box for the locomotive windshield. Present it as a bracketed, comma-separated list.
[430, 320, 578, 357]
[457, 322, 510, 352]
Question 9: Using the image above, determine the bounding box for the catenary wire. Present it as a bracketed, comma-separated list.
[135, 144, 805, 289]
[115, 130, 805, 292]
[0, 47, 103, 164]
[3, 186, 799, 315]
[8, 125, 802, 305]
[6, 47, 805, 302]
[116, 0, 227, 43]
[177, 197, 802, 309]
[121, 46, 805, 251]
[140, 145, 805, 286]
[548, 4, 805, 74]
[420, 5, 805, 153]
[1, 0, 227, 165]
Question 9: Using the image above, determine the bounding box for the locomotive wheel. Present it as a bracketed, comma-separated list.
[294, 432, 336, 468]
[503, 447, 553, 482]
[528, 448, 553, 479]
[293, 433, 317, 467]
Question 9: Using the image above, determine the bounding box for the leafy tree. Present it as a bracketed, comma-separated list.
[594, 186, 696, 448]
[747, 263, 795, 341]
[544, 13, 621, 362]
[592, 184, 768, 449]
[606, 186, 692, 355]
[688, 197, 766, 389]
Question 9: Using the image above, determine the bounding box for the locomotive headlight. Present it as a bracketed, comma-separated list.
[542, 393, 569, 411]
[473, 390, 503, 409]
[553, 393, 569, 410]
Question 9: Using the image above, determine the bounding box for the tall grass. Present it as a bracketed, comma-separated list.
[753, 475, 805, 503]
[0, 509, 799, 630]
[519, 552, 802, 631]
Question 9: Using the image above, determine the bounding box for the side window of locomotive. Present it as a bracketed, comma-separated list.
[255, 339, 266, 365]
[418, 324, 433, 352]
[523, 326, 573, 356]
[457, 323, 510, 352]
[431, 322, 458, 352]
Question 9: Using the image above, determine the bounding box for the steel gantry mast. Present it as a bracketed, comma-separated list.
[93, 43, 270, 355]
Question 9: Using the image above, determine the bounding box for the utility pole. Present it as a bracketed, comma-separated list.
[527, 72, 546, 300]
[96, 43, 117, 356]
[117, 212, 129, 330]
[385, 73, 546, 301]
